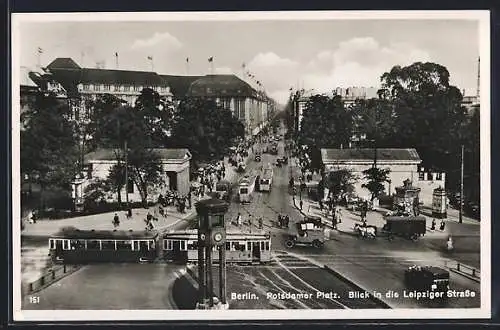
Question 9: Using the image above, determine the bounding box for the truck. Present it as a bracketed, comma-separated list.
[382, 215, 426, 241]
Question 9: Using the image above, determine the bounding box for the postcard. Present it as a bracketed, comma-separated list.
[11, 10, 491, 321]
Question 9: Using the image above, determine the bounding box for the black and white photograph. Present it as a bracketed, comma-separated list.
[11, 10, 490, 321]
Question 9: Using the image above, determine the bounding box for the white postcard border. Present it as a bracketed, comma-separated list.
[11, 10, 491, 321]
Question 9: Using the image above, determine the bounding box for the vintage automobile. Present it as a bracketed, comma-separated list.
[254, 153, 262, 162]
[214, 180, 232, 202]
[284, 216, 326, 249]
[237, 162, 246, 173]
[404, 265, 450, 294]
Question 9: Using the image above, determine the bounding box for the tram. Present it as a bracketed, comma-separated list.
[259, 167, 274, 192]
[238, 174, 257, 203]
[162, 229, 272, 264]
[48, 228, 158, 264]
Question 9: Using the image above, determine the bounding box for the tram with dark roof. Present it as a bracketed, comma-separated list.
[48, 228, 158, 263]
[162, 229, 272, 264]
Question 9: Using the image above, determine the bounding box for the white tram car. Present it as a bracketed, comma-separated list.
[162, 229, 272, 264]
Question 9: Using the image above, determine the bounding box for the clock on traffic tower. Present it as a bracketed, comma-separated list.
[194, 198, 229, 309]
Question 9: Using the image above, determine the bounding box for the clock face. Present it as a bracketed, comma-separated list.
[214, 232, 223, 242]
[200, 233, 206, 241]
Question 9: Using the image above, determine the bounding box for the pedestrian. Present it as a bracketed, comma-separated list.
[440, 220, 446, 231]
[285, 215, 290, 228]
[319, 199, 323, 211]
[447, 235, 454, 251]
[237, 212, 242, 227]
[188, 191, 192, 209]
[332, 211, 337, 229]
[258, 217, 263, 229]
[299, 199, 303, 211]
[113, 213, 120, 227]
[127, 207, 132, 219]
[336, 208, 342, 224]
[147, 212, 153, 222]
[27, 210, 34, 224]
[431, 218, 436, 230]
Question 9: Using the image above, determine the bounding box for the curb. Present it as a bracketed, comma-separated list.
[22, 265, 83, 297]
[322, 265, 392, 309]
[448, 268, 480, 283]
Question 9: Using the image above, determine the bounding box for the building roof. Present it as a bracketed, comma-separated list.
[160, 75, 203, 99]
[187, 74, 258, 98]
[47, 57, 81, 70]
[321, 148, 421, 163]
[84, 148, 191, 163]
[79, 68, 166, 86]
[43, 58, 169, 98]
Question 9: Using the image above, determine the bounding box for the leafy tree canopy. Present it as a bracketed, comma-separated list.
[171, 98, 245, 162]
[299, 94, 353, 148]
[362, 167, 391, 201]
[20, 91, 79, 190]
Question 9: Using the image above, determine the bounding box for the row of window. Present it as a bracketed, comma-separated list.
[80, 84, 168, 93]
[49, 239, 156, 251]
[163, 239, 270, 252]
[418, 172, 443, 181]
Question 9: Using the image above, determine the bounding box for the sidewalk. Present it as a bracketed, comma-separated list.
[22, 200, 201, 238]
[299, 197, 459, 238]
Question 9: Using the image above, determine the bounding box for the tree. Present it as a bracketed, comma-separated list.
[171, 98, 245, 162]
[298, 94, 353, 172]
[82, 94, 124, 152]
[362, 167, 391, 201]
[378, 62, 468, 174]
[95, 102, 165, 206]
[299, 94, 353, 148]
[20, 91, 79, 208]
[350, 98, 397, 147]
[135, 88, 176, 147]
[106, 161, 126, 205]
[128, 148, 164, 206]
[324, 169, 358, 201]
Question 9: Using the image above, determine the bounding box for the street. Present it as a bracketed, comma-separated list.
[220, 127, 480, 309]
[21, 127, 481, 310]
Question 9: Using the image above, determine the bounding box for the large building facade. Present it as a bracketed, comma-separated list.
[28, 58, 173, 124]
[321, 148, 445, 206]
[185, 74, 273, 137]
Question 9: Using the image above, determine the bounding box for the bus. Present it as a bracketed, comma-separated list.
[162, 229, 272, 264]
[48, 228, 158, 264]
[238, 174, 257, 203]
[259, 167, 274, 192]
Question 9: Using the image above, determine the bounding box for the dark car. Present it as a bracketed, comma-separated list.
[404, 265, 450, 295]
[254, 153, 261, 162]
[465, 201, 480, 219]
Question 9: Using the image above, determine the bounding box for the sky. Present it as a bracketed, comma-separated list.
[16, 14, 482, 105]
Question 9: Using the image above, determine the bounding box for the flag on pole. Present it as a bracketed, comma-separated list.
[147, 56, 153, 60]
[208, 57, 213, 62]
[115, 52, 118, 57]
[186, 57, 189, 63]
[37, 47, 43, 54]
[242, 63, 246, 68]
